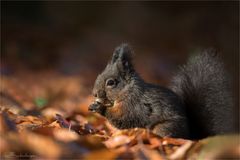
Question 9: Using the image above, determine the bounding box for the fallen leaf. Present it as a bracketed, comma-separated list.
[103, 135, 132, 149]
[55, 114, 70, 128]
[53, 128, 79, 142]
[83, 149, 117, 160]
[168, 141, 194, 160]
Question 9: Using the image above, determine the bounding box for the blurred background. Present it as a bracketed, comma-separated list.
[1, 1, 239, 125]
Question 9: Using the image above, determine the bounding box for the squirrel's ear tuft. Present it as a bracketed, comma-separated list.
[111, 43, 134, 71]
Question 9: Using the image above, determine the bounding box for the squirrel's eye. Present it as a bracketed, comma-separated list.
[106, 79, 115, 87]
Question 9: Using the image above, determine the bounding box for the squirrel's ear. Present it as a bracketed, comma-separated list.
[111, 43, 134, 72]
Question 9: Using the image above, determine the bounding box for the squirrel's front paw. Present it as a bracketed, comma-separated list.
[88, 103, 101, 112]
[88, 102, 106, 115]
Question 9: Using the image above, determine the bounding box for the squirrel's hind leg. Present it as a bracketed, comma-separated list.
[151, 120, 189, 138]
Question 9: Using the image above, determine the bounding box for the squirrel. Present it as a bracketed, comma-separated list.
[88, 43, 235, 139]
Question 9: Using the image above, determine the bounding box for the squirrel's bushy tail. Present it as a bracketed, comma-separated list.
[171, 50, 235, 139]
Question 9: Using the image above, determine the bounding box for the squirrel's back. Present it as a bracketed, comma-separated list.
[171, 50, 235, 139]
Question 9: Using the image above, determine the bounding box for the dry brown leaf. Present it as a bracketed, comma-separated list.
[0, 136, 10, 154]
[41, 108, 65, 121]
[14, 115, 48, 131]
[0, 112, 17, 133]
[5, 131, 62, 158]
[55, 114, 70, 128]
[162, 137, 190, 146]
[148, 137, 162, 149]
[168, 141, 194, 160]
[83, 149, 117, 160]
[53, 128, 79, 142]
[20, 132, 62, 158]
[32, 126, 56, 136]
[103, 135, 132, 149]
[135, 145, 164, 160]
[48, 120, 61, 128]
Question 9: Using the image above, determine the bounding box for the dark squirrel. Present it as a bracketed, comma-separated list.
[89, 43, 235, 139]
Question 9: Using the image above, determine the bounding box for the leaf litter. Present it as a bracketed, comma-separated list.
[0, 72, 239, 159]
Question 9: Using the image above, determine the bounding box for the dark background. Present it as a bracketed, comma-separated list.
[1, 1, 239, 126]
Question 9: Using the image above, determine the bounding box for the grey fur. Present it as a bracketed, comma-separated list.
[89, 44, 235, 139]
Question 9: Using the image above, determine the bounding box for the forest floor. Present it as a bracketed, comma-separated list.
[0, 71, 239, 159]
